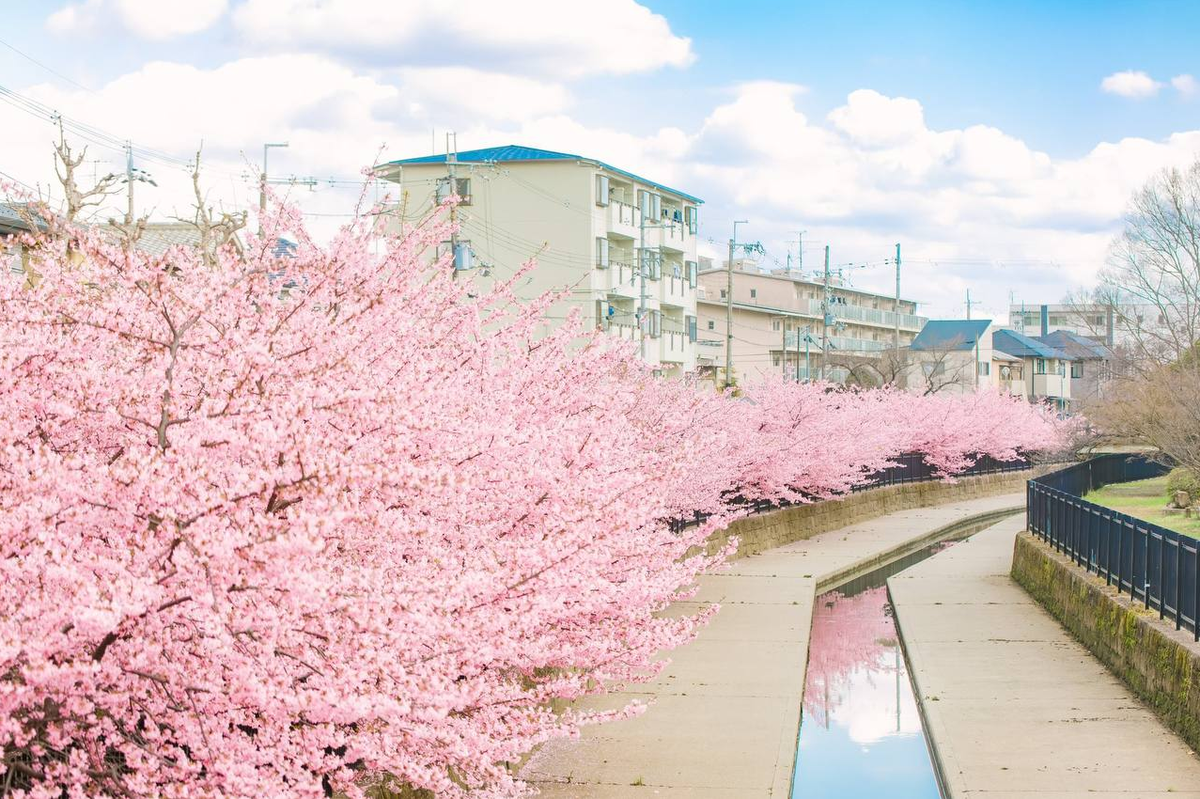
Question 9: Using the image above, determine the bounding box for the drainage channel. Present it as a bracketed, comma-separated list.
[790, 522, 990, 798]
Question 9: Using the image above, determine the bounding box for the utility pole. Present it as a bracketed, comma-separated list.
[820, 245, 831, 381]
[124, 142, 134, 225]
[804, 327, 811, 382]
[795, 324, 803, 383]
[893, 242, 901, 351]
[446, 132, 459, 273]
[639, 198, 648, 361]
[726, 220, 748, 389]
[781, 318, 787, 377]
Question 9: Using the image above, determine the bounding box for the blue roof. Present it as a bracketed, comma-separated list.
[378, 144, 703, 204]
[994, 328, 1073, 360]
[910, 319, 992, 351]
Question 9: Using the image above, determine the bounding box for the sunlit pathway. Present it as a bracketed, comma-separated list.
[521, 493, 1025, 797]
[890, 515, 1200, 798]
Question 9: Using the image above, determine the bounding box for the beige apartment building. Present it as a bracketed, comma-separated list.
[695, 260, 924, 384]
[375, 145, 702, 376]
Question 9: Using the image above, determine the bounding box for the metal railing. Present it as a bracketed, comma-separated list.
[1027, 454, 1198, 639]
[670, 452, 1032, 532]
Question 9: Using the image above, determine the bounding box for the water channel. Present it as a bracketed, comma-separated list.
[790, 527, 986, 798]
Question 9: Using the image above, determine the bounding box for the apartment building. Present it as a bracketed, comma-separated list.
[375, 145, 702, 376]
[694, 260, 924, 383]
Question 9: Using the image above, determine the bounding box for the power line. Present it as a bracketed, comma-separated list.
[0, 36, 93, 93]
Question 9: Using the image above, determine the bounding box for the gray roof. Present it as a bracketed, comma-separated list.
[1038, 330, 1111, 360]
[910, 319, 992, 351]
[994, 328, 1073, 360]
[0, 203, 48, 235]
[379, 144, 703, 204]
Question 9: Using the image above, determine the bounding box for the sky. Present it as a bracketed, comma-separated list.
[3, 0, 1200, 319]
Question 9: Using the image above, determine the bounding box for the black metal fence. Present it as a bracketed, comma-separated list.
[1027, 454, 1199, 639]
[670, 451, 1033, 531]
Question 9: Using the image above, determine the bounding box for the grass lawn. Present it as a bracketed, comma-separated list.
[1084, 475, 1200, 539]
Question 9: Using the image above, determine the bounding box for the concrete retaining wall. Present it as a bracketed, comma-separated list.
[711, 469, 1039, 562]
[1012, 531, 1200, 752]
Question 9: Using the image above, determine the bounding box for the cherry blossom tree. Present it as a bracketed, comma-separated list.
[0, 186, 1075, 798]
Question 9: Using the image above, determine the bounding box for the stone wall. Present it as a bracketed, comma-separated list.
[1012, 531, 1200, 752]
[711, 468, 1038, 562]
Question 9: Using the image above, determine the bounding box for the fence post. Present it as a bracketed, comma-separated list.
[1175, 538, 1183, 631]
[1159, 531, 1166, 620]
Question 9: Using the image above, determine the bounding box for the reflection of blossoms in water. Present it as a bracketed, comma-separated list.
[803, 586, 898, 727]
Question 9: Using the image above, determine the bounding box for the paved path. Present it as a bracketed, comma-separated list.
[889, 514, 1200, 799]
[521, 493, 1025, 798]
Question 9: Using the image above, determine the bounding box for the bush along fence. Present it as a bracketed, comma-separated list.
[1027, 453, 1199, 639]
[670, 450, 1034, 532]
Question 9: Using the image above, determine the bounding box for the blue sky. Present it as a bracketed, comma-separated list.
[3, 0, 1199, 318]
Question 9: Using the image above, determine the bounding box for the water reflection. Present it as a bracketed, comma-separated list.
[792, 549, 948, 798]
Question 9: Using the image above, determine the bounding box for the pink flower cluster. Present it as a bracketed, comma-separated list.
[0, 206, 1072, 798]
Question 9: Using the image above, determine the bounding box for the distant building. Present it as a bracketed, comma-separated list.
[907, 319, 996, 394]
[992, 329, 1074, 411]
[694, 260, 924, 384]
[375, 145, 703, 377]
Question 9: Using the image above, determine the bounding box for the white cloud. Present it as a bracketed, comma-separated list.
[5, 52, 1200, 320]
[395, 68, 571, 122]
[48, 0, 227, 39]
[1100, 70, 1163, 98]
[230, 0, 694, 78]
[1173, 74, 1199, 98]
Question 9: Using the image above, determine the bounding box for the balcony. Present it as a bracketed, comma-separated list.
[661, 330, 688, 363]
[660, 272, 690, 307]
[607, 202, 640, 240]
[605, 260, 640, 300]
[607, 322, 638, 343]
[658, 220, 687, 253]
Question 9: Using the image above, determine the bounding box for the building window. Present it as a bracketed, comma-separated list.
[686, 315, 697, 342]
[685, 260, 698, 288]
[978, 362, 990, 376]
[596, 237, 609, 269]
[596, 174, 610, 207]
[772, 319, 781, 331]
[1071, 362, 1084, 378]
[773, 354, 781, 367]
[707, 320, 715, 330]
[1035, 358, 1047, 374]
[435, 177, 471, 205]
[720, 289, 727, 299]
[750, 288, 757, 299]
[650, 310, 662, 338]
[685, 205, 698, 234]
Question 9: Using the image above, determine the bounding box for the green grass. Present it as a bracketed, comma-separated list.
[1085, 476, 1200, 539]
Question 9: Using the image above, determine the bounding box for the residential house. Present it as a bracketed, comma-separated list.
[375, 145, 702, 376]
[992, 329, 1073, 411]
[906, 319, 995, 394]
[694, 260, 924, 384]
[1038, 329, 1113, 408]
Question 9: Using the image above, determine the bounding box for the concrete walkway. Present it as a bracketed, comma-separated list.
[521, 493, 1025, 798]
[889, 514, 1200, 798]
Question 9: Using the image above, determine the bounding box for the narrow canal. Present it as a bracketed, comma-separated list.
[790, 532, 978, 798]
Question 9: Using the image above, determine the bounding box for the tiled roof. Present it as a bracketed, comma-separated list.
[378, 144, 703, 204]
[910, 319, 992, 351]
[1038, 329, 1111, 359]
[994, 328, 1073, 360]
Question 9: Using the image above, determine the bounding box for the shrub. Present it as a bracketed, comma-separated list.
[1166, 467, 1200, 503]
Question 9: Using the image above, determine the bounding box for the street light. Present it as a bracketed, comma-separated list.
[260, 142, 289, 235]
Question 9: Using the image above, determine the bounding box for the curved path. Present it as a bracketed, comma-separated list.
[521, 493, 1025, 797]
[889, 514, 1200, 798]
